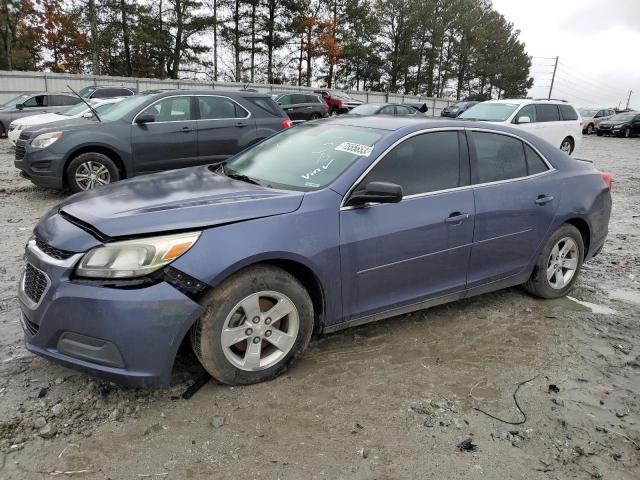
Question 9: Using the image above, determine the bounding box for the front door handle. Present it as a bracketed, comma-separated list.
[180, 126, 191, 133]
[445, 212, 470, 224]
[235, 122, 249, 128]
[535, 194, 554, 205]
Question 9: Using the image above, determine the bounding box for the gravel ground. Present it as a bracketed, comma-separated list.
[0, 135, 638, 479]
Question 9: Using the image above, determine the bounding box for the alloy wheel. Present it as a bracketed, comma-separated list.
[546, 237, 579, 289]
[560, 140, 572, 153]
[75, 161, 111, 190]
[220, 291, 299, 371]
[587, 124, 594, 134]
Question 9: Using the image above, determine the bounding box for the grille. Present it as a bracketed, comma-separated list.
[15, 142, 26, 160]
[36, 237, 75, 260]
[21, 313, 39, 336]
[23, 263, 49, 305]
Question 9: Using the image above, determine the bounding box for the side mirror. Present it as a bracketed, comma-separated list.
[517, 115, 531, 124]
[135, 113, 155, 124]
[16, 103, 24, 110]
[345, 181, 403, 208]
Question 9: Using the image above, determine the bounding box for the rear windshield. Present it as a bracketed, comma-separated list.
[225, 123, 386, 191]
[349, 104, 382, 115]
[579, 109, 597, 117]
[245, 96, 283, 117]
[460, 103, 519, 122]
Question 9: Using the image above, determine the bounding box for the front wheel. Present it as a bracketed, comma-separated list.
[623, 127, 631, 138]
[190, 265, 314, 385]
[67, 152, 120, 192]
[560, 137, 574, 154]
[524, 224, 584, 299]
[586, 124, 594, 135]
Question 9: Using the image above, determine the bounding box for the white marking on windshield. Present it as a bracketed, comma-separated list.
[335, 142, 374, 157]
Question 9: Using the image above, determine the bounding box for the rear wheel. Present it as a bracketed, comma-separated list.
[524, 224, 584, 299]
[560, 137, 574, 154]
[190, 265, 314, 385]
[309, 112, 322, 120]
[66, 152, 120, 193]
[586, 123, 594, 135]
[329, 108, 339, 117]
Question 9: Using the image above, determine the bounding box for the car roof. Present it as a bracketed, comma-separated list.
[148, 89, 272, 99]
[484, 98, 573, 106]
[324, 115, 472, 131]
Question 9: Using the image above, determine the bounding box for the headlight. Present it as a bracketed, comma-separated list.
[75, 231, 201, 279]
[31, 131, 62, 149]
[613, 124, 624, 129]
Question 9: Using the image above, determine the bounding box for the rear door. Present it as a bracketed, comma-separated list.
[195, 95, 256, 164]
[467, 130, 560, 287]
[131, 95, 198, 173]
[276, 94, 297, 119]
[340, 129, 474, 320]
[534, 104, 562, 148]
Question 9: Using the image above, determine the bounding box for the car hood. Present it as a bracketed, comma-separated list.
[15, 112, 74, 127]
[57, 166, 305, 238]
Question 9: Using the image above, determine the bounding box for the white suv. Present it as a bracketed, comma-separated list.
[460, 99, 582, 154]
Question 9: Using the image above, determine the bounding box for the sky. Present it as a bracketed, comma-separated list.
[491, 0, 639, 110]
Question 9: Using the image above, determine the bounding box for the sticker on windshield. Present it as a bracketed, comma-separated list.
[334, 142, 374, 157]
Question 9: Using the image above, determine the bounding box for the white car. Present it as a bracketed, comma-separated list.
[8, 98, 123, 145]
[460, 99, 582, 154]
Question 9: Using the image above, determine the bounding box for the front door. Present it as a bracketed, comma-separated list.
[340, 130, 474, 321]
[131, 95, 198, 173]
[631, 114, 640, 135]
[196, 95, 256, 164]
[466, 130, 560, 287]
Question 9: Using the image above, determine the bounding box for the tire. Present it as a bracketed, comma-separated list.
[560, 137, 574, 154]
[623, 127, 630, 138]
[0, 122, 5, 138]
[190, 265, 314, 385]
[309, 112, 321, 121]
[596, 131, 603, 137]
[586, 123, 594, 135]
[329, 108, 339, 117]
[66, 152, 120, 193]
[524, 224, 584, 299]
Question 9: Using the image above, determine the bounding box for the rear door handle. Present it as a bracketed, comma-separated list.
[235, 122, 249, 128]
[445, 212, 470, 224]
[535, 194, 554, 205]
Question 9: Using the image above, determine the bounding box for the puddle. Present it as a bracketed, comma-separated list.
[608, 289, 640, 306]
[567, 296, 617, 315]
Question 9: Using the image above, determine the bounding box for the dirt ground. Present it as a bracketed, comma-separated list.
[0, 135, 638, 479]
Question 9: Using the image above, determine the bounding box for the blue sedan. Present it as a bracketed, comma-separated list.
[18, 117, 612, 387]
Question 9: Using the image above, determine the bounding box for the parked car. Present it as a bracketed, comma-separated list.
[14, 90, 292, 192]
[440, 101, 478, 118]
[460, 99, 582, 154]
[578, 108, 615, 134]
[404, 102, 429, 115]
[313, 89, 363, 116]
[270, 92, 329, 121]
[596, 111, 640, 137]
[18, 116, 612, 387]
[348, 103, 419, 116]
[8, 98, 123, 145]
[78, 85, 137, 99]
[0, 93, 82, 138]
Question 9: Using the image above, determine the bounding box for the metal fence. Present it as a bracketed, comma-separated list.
[0, 70, 454, 116]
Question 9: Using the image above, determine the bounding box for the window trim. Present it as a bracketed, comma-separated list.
[341, 127, 556, 210]
[131, 94, 251, 124]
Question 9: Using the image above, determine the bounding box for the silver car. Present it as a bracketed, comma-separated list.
[0, 93, 82, 137]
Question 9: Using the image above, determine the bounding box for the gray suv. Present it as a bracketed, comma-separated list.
[0, 93, 81, 137]
[15, 90, 291, 192]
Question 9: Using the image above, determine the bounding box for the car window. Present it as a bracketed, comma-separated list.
[396, 106, 414, 115]
[198, 96, 246, 119]
[245, 97, 282, 117]
[113, 88, 134, 97]
[140, 96, 192, 122]
[291, 94, 307, 104]
[358, 131, 461, 196]
[307, 95, 321, 103]
[524, 144, 549, 175]
[634, 115, 640, 122]
[473, 132, 527, 183]
[23, 95, 47, 107]
[51, 95, 79, 106]
[459, 103, 519, 121]
[379, 105, 395, 115]
[535, 104, 560, 122]
[515, 104, 536, 123]
[559, 105, 578, 121]
[277, 94, 293, 105]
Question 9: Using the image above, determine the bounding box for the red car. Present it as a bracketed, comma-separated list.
[313, 89, 363, 116]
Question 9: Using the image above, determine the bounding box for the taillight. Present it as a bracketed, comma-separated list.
[600, 171, 612, 190]
[281, 119, 294, 129]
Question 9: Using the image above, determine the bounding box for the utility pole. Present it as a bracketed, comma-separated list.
[625, 90, 632, 110]
[548, 56, 559, 100]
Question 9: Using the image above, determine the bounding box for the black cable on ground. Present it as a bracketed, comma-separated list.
[472, 374, 540, 425]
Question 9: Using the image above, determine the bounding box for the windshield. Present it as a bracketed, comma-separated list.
[2, 94, 31, 108]
[332, 91, 353, 100]
[579, 109, 597, 117]
[225, 123, 386, 191]
[98, 95, 150, 121]
[609, 112, 635, 122]
[58, 101, 95, 116]
[349, 104, 382, 115]
[460, 103, 519, 121]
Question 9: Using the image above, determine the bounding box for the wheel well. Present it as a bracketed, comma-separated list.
[263, 259, 326, 334]
[64, 146, 127, 185]
[565, 218, 590, 256]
